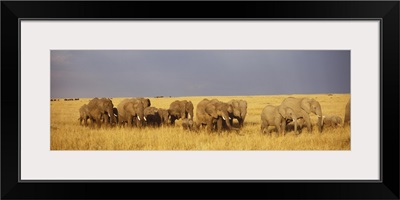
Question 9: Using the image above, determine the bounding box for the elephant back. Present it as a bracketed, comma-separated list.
[261, 105, 277, 119]
[87, 98, 100, 109]
[195, 99, 211, 122]
[280, 97, 303, 112]
[144, 107, 158, 116]
[79, 104, 88, 112]
[117, 98, 137, 121]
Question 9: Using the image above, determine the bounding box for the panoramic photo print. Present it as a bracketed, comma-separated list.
[50, 50, 351, 150]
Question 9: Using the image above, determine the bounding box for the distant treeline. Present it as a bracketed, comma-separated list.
[51, 98, 80, 101]
[154, 96, 172, 98]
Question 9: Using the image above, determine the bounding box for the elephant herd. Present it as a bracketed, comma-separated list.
[78, 97, 350, 135]
[261, 97, 351, 136]
[78, 97, 247, 132]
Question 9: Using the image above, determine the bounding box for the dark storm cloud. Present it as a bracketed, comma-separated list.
[51, 50, 350, 98]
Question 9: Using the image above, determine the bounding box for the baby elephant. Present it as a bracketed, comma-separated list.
[322, 115, 343, 128]
[182, 118, 195, 131]
[260, 105, 297, 136]
[78, 104, 90, 126]
[144, 107, 161, 127]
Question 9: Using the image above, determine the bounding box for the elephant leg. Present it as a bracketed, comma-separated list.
[102, 114, 108, 127]
[274, 117, 282, 135]
[261, 121, 268, 134]
[238, 118, 244, 128]
[96, 118, 101, 128]
[91, 118, 96, 128]
[170, 116, 176, 127]
[179, 111, 184, 120]
[281, 119, 287, 136]
[127, 115, 133, 128]
[217, 118, 223, 133]
[303, 114, 312, 133]
[293, 118, 298, 134]
[89, 117, 94, 128]
[207, 118, 214, 132]
[135, 116, 142, 128]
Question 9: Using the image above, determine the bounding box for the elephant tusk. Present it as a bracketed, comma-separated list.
[222, 116, 226, 120]
[169, 116, 171, 119]
[137, 116, 141, 121]
[229, 117, 232, 120]
[108, 113, 111, 117]
[144, 116, 147, 121]
[114, 114, 117, 117]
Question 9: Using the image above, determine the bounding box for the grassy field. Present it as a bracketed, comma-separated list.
[50, 94, 350, 150]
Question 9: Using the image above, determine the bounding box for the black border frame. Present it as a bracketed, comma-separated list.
[2, 1, 399, 199]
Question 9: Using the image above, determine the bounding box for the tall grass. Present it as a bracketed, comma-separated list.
[51, 94, 350, 150]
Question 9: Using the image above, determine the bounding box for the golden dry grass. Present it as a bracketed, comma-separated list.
[50, 94, 350, 150]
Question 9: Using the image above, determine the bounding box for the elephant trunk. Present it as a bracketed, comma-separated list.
[137, 112, 145, 128]
[222, 112, 240, 131]
[108, 107, 117, 124]
[240, 112, 246, 119]
[221, 112, 232, 129]
[316, 108, 323, 133]
[189, 110, 194, 120]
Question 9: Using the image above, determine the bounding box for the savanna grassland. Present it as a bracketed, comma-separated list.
[50, 94, 350, 150]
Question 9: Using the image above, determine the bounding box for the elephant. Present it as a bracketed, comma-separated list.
[228, 100, 247, 128]
[101, 107, 119, 124]
[86, 98, 117, 128]
[78, 104, 90, 126]
[322, 115, 343, 128]
[195, 99, 236, 132]
[168, 100, 194, 126]
[144, 107, 161, 127]
[280, 97, 323, 133]
[182, 118, 195, 131]
[136, 97, 151, 108]
[157, 108, 170, 126]
[117, 98, 145, 128]
[344, 99, 351, 127]
[260, 104, 297, 135]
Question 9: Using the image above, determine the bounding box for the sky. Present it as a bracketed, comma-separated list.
[51, 50, 350, 98]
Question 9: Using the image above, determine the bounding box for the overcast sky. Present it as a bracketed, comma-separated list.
[51, 50, 350, 98]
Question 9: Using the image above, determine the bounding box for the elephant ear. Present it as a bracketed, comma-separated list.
[123, 102, 132, 110]
[145, 99, 151, 107]
[232, 100, 239, 107]
[300, 98, 312, 113]
[185, 101, 191, 111]
[188, 101, 194, 110]
[286, 108, 296, 119]
[278, 106, 287, 118]
[231, 100, 240, 116]
[239, 100, 247, 108]
[226, 103, 234, 113]
[205, 104, 218, 118]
